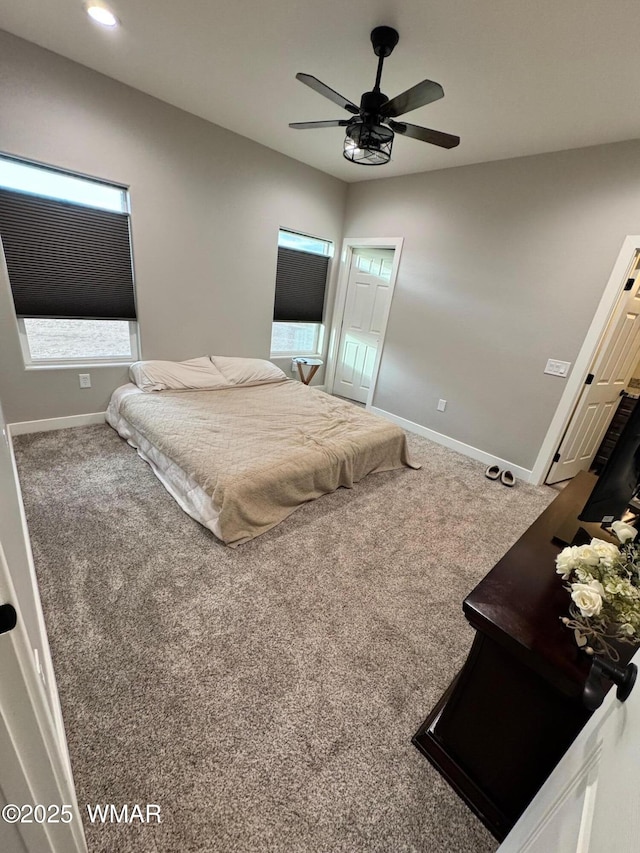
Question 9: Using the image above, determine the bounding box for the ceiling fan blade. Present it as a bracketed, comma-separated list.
[289, 120, 352, 130]
[380, 79, 444, 118]
[295, 73, 360, 115]
[389, 120, 460, 149]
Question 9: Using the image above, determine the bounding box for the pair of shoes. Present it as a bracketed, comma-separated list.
[484, 465, 516, 487]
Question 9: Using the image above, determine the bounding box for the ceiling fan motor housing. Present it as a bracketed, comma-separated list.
[370, 26, 399, 58]
[360, 90, 388, 118]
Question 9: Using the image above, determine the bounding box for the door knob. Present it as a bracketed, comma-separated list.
[583, 656, 637, 710]
[0, 603, 17, 635]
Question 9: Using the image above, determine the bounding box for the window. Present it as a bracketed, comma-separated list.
[271, 322, 321, 355]
[0, 154, 138, 365]
[270, 229, 332, 356]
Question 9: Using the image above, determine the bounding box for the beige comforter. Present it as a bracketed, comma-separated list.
[118, 381, 419, 545]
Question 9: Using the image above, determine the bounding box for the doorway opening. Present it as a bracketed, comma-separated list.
[325, 237, 403, 407]
[532, 238, 640, 487]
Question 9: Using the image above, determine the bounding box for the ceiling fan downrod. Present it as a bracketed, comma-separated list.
[370, 25, 399, 92]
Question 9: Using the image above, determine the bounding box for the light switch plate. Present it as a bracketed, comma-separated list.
[544, 359, 571, 378]
[437, 399, 447, 412]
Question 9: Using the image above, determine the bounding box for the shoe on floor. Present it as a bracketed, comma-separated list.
[500, 470, 515, 487]
[485, 465, 501, 480]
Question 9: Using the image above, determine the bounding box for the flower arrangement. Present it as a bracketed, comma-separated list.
[555, 520, 640, 660]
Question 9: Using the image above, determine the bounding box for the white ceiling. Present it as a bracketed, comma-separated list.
[1, 0, 639, 183]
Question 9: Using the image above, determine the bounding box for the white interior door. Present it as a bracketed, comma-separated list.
[0, 538, 86, 853]
[547, 258, 640, 484]
[498, 649, 640, 853]
[332, 249, 394, 403]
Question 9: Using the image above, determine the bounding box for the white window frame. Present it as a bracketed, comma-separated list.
[276, 229, 333, 257]
[17, 317, 140, 368]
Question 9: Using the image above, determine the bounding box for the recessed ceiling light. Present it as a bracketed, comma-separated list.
[86, 4, 119, 27]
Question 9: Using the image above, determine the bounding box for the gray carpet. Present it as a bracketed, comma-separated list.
[13, 424, 554, 853]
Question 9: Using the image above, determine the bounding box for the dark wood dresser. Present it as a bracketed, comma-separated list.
[412, 472, 626, 841]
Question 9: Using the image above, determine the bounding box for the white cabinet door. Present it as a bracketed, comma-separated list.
[498, 649, 640, 853]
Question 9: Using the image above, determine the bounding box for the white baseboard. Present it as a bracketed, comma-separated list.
[369, 406, 533, 483]
[8, 411, 106, 437]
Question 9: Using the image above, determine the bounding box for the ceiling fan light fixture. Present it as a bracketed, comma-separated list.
[343, 123, 393, 166]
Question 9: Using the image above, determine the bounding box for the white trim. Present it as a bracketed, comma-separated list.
[530, 236, 640, 485]
[370, 405, 533, 483]
[325, 237, 404, 407]
[25, 362, 135, 371]
[8, 411, 106, 436]
[126, 317, 140, 362]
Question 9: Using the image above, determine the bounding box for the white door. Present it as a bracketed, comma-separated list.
[498, 649, 640, 853]
[332, 249, 394, 403]
[547, 257, 640, 484]
[0, 539, 86, 853]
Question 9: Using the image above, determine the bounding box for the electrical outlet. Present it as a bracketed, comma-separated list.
[437, 399, 447, 412]
[544, 359, 571, 378]
[78, 373, 91, 389]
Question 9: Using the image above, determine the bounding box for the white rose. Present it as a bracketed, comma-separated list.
[571, 580, 605, 618]
[556, 546, 580, 580]
[611, 520, 638, 544]
[574, 545, 601, 566]
[589, 538, 620, 566]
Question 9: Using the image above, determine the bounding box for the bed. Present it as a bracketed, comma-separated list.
[106, 356, 419, 546]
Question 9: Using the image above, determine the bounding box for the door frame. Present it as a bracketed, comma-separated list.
[530, 235, 640, 485]
[325, 237, 403, 408]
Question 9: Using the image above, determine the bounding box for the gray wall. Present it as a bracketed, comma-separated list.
[0, 30, 346, 422]
[344, 140, 640, 470]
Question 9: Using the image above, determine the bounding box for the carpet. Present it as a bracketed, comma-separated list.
[13, 423, 554, 853]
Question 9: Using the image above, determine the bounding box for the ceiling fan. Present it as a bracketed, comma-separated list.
[290, 26, 460, 166]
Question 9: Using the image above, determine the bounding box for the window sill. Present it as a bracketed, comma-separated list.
[270, 353, 323, 360]
[24, 361, 134, 371]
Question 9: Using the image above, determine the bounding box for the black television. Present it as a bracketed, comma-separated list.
[579, 397, 640, 524]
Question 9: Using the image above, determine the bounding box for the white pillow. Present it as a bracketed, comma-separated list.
[210, 356, 287, 387]
[129, 357, 229, 392]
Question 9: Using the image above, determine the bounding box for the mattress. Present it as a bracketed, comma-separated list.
[107, 381, 419, 546]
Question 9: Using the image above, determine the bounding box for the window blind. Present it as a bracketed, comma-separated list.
[273, 247, 329, 322]
[0, 188, 136, 320]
